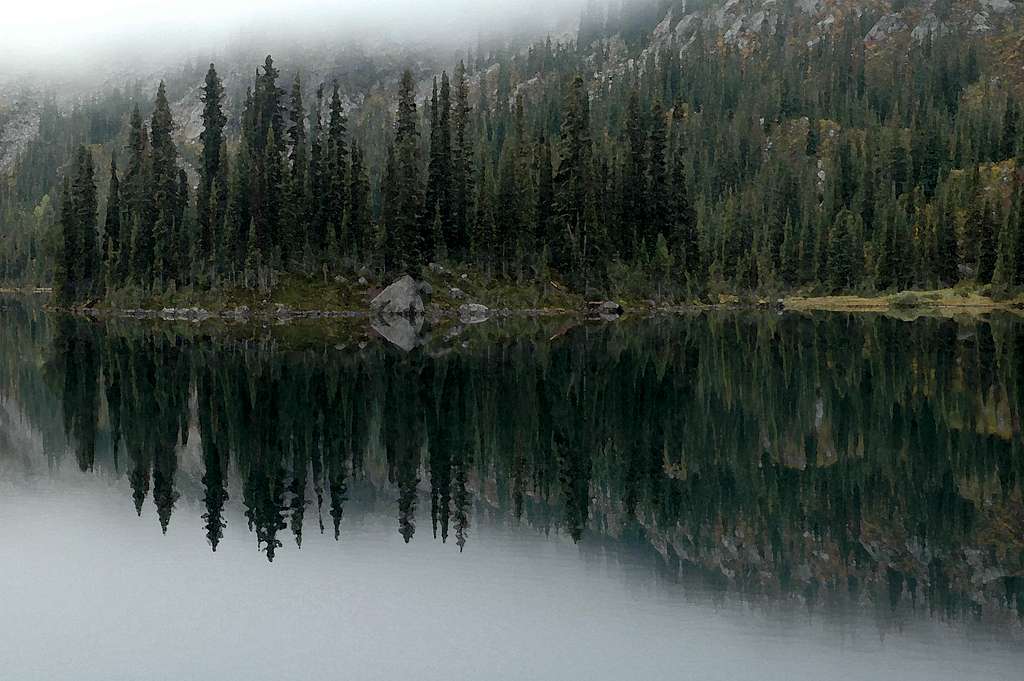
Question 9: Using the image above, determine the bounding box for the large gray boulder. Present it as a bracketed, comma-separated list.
[370, 275, 425, 318]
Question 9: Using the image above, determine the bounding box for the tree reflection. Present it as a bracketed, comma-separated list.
[3, 300, 1021, 619]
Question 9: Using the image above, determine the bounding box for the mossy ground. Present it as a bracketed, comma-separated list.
[92, 264, 585, 316]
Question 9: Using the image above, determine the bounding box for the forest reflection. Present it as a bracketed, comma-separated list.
[1, 299, 1023, 623]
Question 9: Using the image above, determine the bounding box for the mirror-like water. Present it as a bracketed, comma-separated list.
[1, 298, 1022, 680]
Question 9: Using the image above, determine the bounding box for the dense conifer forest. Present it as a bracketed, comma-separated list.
[2, 0, 1023, 305]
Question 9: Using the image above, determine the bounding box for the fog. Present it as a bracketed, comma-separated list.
[2, 0, 584, 77]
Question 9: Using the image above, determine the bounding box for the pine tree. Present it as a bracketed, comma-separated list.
[103, 157, 122, 287]
[426, 73, 453, 259]
[72, 146, 98, 298]
[348, 141, 371, 260]
[647, 99, 670, 242]
[198, 63, 227, 271]
[308, 83, 327, 254]
[827, 209, 856, 292]
[56, 175, 76, 304]
[621, 90, 645, 257]
[326, 83, 348, 256]
[933, 193, 959, 286]
[534, 135, 554, 256]
[450, 61, 472, 259]
[224, 137, 253, 279]
[1003, 95, 1019, 160]
[390, 69, 425, 272]
[286, 73, 309, 267]
[976, 198, 997, 284]
[805, 116, 819, 156]
[125, 103, 151, 282]
[150, 81, 178, 285]
[259, 127, 284, 262]
[555, 74, 597, 286]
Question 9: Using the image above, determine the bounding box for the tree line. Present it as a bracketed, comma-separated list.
[8, 4, 1024, 303]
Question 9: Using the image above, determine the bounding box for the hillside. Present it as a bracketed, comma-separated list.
[2, 0, 1024, 305]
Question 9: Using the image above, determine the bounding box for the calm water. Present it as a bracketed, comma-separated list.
[1, 299, 1023, 680]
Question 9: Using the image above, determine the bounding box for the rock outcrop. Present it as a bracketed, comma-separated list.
[370, 275, 425, 319]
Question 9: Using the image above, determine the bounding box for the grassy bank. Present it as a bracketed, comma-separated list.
[783, 288, 1024, 317]
[8, 276, 1024, 321]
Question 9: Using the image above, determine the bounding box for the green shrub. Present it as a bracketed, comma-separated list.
[890, 291, 923, 308]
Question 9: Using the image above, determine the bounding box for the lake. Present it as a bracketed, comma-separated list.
[1, 299, 1022, 680]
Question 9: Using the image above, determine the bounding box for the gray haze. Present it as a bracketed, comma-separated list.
[2, 0, 584, 77]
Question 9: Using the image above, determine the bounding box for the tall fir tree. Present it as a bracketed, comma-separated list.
[198, 63, 227, 273]
[103, 157, 122, 287]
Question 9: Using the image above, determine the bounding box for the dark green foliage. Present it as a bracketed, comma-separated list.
[198, 63, 227, 272]
[8, 4, 1024, 302]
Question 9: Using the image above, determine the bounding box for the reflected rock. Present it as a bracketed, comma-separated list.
[586, 300, 624, 321]
[370, 275, 425, 319]
[372, 314, 425, 352]
[458, 303, 490, 324]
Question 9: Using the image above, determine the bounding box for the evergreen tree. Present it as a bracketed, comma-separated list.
[286, 74, 309, 266]
[389, 69, 425, 272]
[426, 73, 453, 259]
[450, 61, 472, 259]
[102, 157, 122, 287]
[555, 74, 598, 287]
[975, 198, 997, 284]
[348, 141, 371, 260]
[933, 194, 959, 286]
[198, 63, 227, 271]
[326, 83, 348, 256]
[621, 91, 645, 257]
[647, 99, 670, 242]
[55, 175, 76, 304]
[534, 135, 554, 257]
[150, 81, 178, 285]
[72, 146, 98, 298]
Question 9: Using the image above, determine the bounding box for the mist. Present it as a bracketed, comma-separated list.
[3, 0, 584, 78]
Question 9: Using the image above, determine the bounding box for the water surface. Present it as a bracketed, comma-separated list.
[1, 300, 1022, 680]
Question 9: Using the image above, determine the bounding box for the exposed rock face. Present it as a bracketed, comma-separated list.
[458, 303, 490, 324]
[866, 14, 909, 42]
[0, 99, 40, 174]
[370, 275, 425, 319]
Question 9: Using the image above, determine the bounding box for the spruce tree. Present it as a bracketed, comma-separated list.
[326, 83, 348, 255]
[198, 63, 227, 270]
[648, 99, 670, 243]
[933, 193, 959, 286]
[286, 74, 309, 267]
[103, 157, 122, 288]
[621, 91, 645, 257]
[534, 135, 554, 257]
[56, 175, 77, 304]
[150, 81, 178, 286]
[555, 74, 596, 285]
[348, 141, 371, 261]
[72, 146, 98, 298]
[391, 69, 425, 271]
[976, 198, 997, 284]
[450, 61, 472, 259]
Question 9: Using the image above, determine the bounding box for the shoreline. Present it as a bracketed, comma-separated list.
[4, 287, 1023, 322]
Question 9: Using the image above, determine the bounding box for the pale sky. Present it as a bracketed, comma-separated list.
[3, 0, 583, 71]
